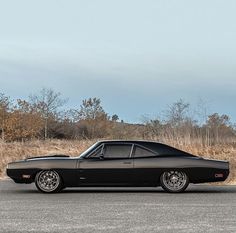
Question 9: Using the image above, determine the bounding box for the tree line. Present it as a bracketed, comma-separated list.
[0, 88, 235, 145]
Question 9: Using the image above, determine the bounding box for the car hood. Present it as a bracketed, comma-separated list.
[7, 155, 71, 166]
[25, 155, 70, 161]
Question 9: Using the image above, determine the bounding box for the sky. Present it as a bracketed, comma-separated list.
[0, 0, 236, 123]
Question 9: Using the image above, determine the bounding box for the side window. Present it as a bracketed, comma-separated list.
[89, 145, 103, 158]
[103, 144, 132, 158]
[133, 146, 156, 158]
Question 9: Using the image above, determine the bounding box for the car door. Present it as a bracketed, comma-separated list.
[132, 145, 159, 186]
[79, 143, 134, 186]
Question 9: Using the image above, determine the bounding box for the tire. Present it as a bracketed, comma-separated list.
[35, 170, 63, 193]
[160, 170, 189, 193]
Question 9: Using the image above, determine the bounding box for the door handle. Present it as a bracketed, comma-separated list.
[123, 161, 132, 164]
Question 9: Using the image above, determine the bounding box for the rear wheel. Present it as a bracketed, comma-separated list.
[35, 170, 63, 193]
[160, 170, 189, 193]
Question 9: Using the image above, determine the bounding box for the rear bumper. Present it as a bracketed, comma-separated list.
[190, 167, 230, 184]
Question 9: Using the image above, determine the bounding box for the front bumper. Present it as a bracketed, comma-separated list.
[6, 169, 36, 184]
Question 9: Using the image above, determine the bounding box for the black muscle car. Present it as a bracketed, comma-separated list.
[6, 140, 229, 193]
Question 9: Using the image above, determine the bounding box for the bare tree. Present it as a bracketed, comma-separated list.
[29, 88, 67, 139]
[194, 98, 211, 146]
[75, 98, 109, 138]
[78, 98, 106, 120]
[142, 115, 162, 140]
[0, 93, 11, 141]
[205, 113, 233, 144]
[166, 99, 190, 127]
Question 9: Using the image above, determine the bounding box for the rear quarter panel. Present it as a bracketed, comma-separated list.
[133, 156, 229, 185]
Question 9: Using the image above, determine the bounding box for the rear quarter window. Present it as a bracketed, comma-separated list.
[133, 146, 156, 158]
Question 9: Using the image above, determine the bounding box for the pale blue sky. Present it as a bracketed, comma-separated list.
[0, 0, 236, 122]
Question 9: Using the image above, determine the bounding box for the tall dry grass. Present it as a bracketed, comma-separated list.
[0, 139, 235, 184]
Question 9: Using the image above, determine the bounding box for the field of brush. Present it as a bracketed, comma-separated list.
[0, 139, 235, 184]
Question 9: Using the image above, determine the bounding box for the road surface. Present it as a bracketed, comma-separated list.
[0, 180, 236, 233]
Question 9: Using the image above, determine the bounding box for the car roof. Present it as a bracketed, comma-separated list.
[97, 140, 169, 148]
[98, 140, 162, 144]
[97, 140, 194, 157]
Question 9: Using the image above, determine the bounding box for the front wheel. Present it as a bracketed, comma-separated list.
[35, 170, 63, 193]
[160, 171, 189, 193]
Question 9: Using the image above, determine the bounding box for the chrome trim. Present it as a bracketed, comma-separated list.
[132, 143, 158, 156]
[86, 144, 104, 158]
[129, 144, 134, 158]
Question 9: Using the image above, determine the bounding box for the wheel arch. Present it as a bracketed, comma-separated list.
[157, 168, 191, 184]
[159, 169, 190, 193]
[34, 169, 65, 184]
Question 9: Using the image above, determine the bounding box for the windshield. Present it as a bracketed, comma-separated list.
[79, 142, 100, 158]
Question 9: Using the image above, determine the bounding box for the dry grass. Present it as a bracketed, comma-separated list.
[0, 139, 235, 184]
[0, 140, 96, 178]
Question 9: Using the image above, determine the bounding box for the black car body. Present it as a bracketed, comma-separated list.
[6, 140, 230, 193]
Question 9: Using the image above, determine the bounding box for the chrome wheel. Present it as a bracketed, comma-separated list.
[161, 171, 189, 192]
[36, 170, 60, 193]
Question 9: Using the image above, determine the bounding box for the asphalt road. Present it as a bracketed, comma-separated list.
[0, 180, 236, 233]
